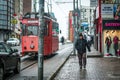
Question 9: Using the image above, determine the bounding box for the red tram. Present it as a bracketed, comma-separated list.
[21, 12, 59, 56]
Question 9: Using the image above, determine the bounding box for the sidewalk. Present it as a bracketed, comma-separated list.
[53, 46, 120, 80]
[54, 56, 120, 80]
[87, 45, 102, 57]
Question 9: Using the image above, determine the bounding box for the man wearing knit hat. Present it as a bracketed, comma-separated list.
[75, 33, 91, 69]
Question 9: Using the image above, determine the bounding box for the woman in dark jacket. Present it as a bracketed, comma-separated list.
[75, 33, 91, 69]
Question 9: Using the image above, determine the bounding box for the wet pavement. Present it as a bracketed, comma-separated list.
[53, 46, 120, 80]
[8, 43, 73, 80]
[54, 56, 120, 80]
[8, 44, 120, 80]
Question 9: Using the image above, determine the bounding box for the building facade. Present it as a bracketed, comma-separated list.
[94, 0, 120, 57]
[68, 11, 74, 42]
[0, 0, 15, 42]
[15, 0, 23, 18]
[80, 6, 95, 35]
[23, 0, 32, 15]
[13, 0, 23, 39]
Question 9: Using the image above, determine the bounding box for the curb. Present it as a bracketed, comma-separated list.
[87, 55, 102, 58]
[47, 51, 73, 80]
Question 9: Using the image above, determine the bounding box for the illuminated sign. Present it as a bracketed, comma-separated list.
[105, 23, 120, 27]
[22, 19, 39, 26]
[103, 20, 120, 30]
[27, 20, 39, 24]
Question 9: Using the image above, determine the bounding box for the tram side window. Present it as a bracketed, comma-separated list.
[52, 22, 59, 37]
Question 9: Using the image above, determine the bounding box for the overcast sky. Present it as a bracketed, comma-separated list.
[45, 0, 90, 39]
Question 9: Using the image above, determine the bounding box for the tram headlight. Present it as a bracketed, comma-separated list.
[30, 44, 34, 49]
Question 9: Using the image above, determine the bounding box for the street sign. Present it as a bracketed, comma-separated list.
[11, 19, 18, 24]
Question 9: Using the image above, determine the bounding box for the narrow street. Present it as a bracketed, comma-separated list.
[10, 44, 120, 80]
[1, 0, 120, 80]
[7, 43, 73, 80]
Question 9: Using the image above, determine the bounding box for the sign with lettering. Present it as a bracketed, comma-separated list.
[90, 0, 97, 7]
[101, 4, 114, 18]
[103, 20, 120, 30]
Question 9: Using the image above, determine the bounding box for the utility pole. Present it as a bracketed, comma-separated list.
[76, 0, 79, 34]
[33, 0, 37, 12]
[73, 0, 76, 55]
[73, 0, 79, 55]
[38, 0, 44, 80]
[90, 9, 91, 34]
[79, 0, 82, 33]
[49, 0, 52, 12]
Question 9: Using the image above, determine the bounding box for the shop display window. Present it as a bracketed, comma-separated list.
[104, 30, 120, 57]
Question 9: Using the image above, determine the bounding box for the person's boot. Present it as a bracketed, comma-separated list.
[80, 66, 82, 69]
[83, 65, 86, 69]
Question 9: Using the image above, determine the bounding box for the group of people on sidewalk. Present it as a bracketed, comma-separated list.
[75, 33, 91, 69]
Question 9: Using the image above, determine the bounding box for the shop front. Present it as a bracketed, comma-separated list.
[102, 20, 120, 57]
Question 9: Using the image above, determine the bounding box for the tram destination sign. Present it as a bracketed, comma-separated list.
[102, 20, 120, 30]
[22, 19, 39, 26]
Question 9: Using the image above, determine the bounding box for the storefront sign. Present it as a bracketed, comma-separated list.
[101, 0, 115, 4]
[101, 4, 114, 18]
[103, 20, 120, 30]
[90, 0, 97, 7]
[105, 23, 120, 26]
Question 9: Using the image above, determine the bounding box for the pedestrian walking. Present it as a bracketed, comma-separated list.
[61, 36, 65, 45]
[87, 35, 92, 47]
[75, 33, 91, 69]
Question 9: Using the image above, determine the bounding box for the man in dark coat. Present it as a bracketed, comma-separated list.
[75, 33, 91, 69]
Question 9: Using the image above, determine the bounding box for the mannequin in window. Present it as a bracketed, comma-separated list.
[105, 36, 112, 53]
[113, 36, 119, 56]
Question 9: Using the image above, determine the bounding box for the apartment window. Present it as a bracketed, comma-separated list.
[0, 15, 7, 19]
[0, 1, 7, 5]
[0, 10, 7, 15]
[0, 5, 7, 10]
[0, 20, 7, 25]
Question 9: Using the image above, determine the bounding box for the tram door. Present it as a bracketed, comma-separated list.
[44, 21, 52, 56]
[52, 22, 59, 52]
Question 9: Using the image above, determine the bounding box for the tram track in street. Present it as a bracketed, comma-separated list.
[6, 52, 59, 80]
[21, 60, 37, 71]
[5, 43, 73, 80]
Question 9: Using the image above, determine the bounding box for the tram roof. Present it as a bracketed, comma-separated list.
[23, 12, 57, 21]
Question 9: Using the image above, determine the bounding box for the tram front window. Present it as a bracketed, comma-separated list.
[27, 26, 38, 36]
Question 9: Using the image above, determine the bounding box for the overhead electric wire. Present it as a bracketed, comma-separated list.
[52, 0, 73, 16]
